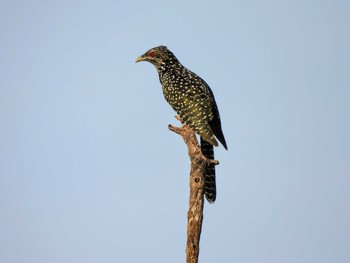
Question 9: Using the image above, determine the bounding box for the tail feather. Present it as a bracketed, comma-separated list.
[200, 137, 216, 203]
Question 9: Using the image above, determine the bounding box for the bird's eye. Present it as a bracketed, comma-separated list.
[148, 51, 155, 57]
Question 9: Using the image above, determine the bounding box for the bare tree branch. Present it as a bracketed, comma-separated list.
[168, 118, 219, 263]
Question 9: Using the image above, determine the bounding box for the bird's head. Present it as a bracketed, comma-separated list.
[135, 45, 179, 70]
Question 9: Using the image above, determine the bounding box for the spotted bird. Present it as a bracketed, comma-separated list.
[136, 46, 227, 203]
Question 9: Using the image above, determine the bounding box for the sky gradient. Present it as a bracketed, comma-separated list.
[1, 1, 349, 262]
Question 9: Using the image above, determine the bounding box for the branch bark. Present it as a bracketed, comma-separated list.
[168, 120, 219, 263]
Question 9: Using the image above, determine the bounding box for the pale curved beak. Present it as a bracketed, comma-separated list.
[135, 55, 145, 63]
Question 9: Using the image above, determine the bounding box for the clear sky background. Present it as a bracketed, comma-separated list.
[1, 1, 349, 262]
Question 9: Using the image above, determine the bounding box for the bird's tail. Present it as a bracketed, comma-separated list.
[200, 137, 216, 203]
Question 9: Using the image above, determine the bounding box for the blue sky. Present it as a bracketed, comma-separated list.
[1, 1, 349, 262]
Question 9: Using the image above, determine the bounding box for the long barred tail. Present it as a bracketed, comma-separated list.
[200, 137, 216, 203]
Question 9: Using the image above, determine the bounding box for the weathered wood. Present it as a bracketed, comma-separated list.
[168, 121, 219, 263]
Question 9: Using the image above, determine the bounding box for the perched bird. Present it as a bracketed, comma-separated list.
[136, 45, 227, 203]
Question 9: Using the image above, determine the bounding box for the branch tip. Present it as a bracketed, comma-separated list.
[208, 159, 220, 166]
[168, 124, 181, 135]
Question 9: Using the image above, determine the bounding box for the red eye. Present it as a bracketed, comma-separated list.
[148, 51, 155, 57]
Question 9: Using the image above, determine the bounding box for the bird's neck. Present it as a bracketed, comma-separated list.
[157, 59, 183, 75]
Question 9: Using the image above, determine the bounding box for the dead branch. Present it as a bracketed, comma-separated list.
[168, 119, 219, 263]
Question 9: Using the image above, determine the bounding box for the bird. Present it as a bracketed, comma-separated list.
[136, 45, 227, 203]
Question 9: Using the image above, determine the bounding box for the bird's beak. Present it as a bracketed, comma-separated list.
[135, 55, 145, 63]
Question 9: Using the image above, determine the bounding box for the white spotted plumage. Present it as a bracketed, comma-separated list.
[136, 45, 228, 203]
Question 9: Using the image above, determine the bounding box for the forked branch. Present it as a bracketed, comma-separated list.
[168, 118, 219, 263]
